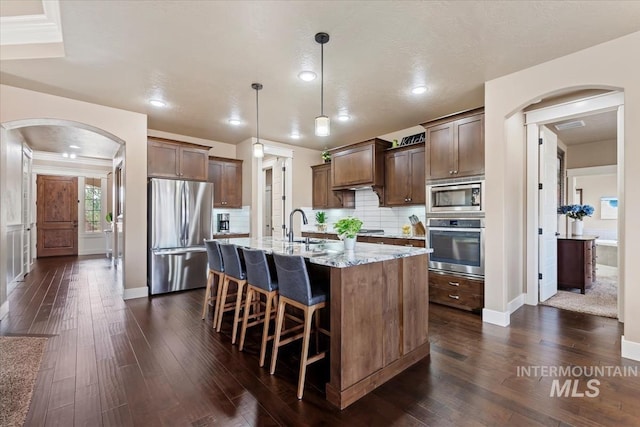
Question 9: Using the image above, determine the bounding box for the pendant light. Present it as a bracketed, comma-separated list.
[315, 32, 330, 137]
[252, 83, 264, 158]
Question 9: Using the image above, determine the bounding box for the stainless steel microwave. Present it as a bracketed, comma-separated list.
[427, 181, 483, 214]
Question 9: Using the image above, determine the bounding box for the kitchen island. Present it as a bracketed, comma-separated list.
[218, 237, 432, 409]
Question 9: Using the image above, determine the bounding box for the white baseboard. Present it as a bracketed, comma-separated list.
[0, 300, 9, 320]
[482, 308, 510, 327]
[621, 336, 640, 362]
[123, 286, 148, 300]
[508, 294, 525, 314]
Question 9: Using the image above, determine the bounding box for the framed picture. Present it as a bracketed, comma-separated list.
[600, 197, 618, 220]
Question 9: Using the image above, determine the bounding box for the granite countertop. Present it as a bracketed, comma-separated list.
[557, 235, 599, 241]
[219, 237, 432, 268]
[303, 230, 426, 241]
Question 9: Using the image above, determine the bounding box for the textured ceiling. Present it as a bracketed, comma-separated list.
[1, 1, 639, 155]
[19, 125, 121, 159]
[549, 111, 618, 146]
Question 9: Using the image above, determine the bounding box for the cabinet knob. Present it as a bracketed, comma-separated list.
[449, 170, 453, 174]
[454, 170, 458, 174]
[448, 281, 460, 287]
[448, 294, 460, 300]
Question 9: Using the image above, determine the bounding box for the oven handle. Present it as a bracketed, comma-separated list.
[427, 227, 484, 233]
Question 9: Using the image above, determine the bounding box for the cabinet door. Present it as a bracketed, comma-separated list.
[180, 147, 208, 181]
[208, 160, 224, 207]
[332, 144, 374, 187]
[408, 146, 425, 204]
[223, 161, 242, 208]
[454, 114, 484, 177]
[425, 122, 454, 179]
[312, 166, 329, 208]
[384, 150, 410, 206]
[148, 140, 180, 178]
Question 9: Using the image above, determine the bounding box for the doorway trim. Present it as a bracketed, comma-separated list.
[524, 91, 624, 319]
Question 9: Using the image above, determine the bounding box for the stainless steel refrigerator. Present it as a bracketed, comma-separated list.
[148, 178, 213, 295]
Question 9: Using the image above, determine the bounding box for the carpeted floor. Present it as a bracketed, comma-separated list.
[0, 336, 48, 427]
[540, 265, 618, 318]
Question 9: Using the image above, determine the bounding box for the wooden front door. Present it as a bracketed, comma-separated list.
[37, 175, 78, 257]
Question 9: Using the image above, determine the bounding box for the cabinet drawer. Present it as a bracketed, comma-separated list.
[429, 272, 483, 294]
[429, 286, 483, 311]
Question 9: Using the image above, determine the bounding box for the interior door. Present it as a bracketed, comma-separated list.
[36, 175, 78, 257]
[538, 126, 559, 301]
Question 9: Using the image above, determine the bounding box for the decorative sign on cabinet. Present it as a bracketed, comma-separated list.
[208, 156, 243, 208]
[422, 108, 484, 180]
[148, 137, 209, 181]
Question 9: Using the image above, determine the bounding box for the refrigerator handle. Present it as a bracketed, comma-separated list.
[184, 182, 190, 244]
[181, 181, 187, 246]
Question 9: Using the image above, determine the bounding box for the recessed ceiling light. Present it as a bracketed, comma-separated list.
[149, 99, 166, 107]
[337, 114, 350, 122]
[228, 119, 242, 126]
[411, 86, 428, 95]
[298, 71, 317, 82]
[62, 152, 69, 158]
[290, 132, 301, 139]
[69, 145, 80, 149]
[69, 153, 77, 159]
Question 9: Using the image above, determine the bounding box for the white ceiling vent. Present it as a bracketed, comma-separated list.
[555, 120, 585, 131]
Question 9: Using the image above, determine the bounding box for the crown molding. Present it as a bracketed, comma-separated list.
[33, 150, 113, 167]
[1, 0, 64, 59]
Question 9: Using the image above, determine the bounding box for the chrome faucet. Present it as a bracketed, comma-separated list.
[288, 208, 308, 243]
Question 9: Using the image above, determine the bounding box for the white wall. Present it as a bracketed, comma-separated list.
[567, 139, 617, 169]
[484, 32, 640, 356]
[0, 84, 148, 297]
[575, 173, 617, 240]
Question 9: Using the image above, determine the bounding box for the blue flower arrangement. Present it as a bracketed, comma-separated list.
[558, 204, 595, 221]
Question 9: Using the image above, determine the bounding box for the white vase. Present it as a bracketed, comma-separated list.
[343, 237, 356, 251]
[572, 220, 584, 236]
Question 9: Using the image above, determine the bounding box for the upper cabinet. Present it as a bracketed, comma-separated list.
[311, 163, 355, 209]
[148, 137, 209, 181]
[329, 138, 391, 204]
[208, 156, 243, 208]
[422, 109, 484, 180]
[384, 144, 425, 206]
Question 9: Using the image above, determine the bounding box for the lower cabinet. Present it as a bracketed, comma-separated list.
[429, 271, 484, 312]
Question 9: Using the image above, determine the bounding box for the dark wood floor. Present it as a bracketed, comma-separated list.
[2, 256, 640, 426]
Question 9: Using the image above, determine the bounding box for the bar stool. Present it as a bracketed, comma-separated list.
[202, 240, 225, 328]
[216, 243, 247, 344]
[238, 248, 279, 367]
[270, 253, 330, 400]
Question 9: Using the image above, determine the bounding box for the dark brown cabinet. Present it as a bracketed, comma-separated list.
[311, 164, 355, 209]
[208, 156, 243, 208]
[148, 137, 209, 181]
[384, 144, 425, 206]
[557, 237, 597, 294]
[329, 138, 391, 189]
[422, 109, 484, 180]
[429, 271, 484, 312]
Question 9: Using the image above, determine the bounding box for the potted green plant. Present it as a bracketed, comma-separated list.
[321, 149, 331, 163]
[315, 211, 328, 232]
[333, 216, 363, 251]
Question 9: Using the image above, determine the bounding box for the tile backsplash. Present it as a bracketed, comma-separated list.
[301, 188, 426, 235]
[213, 206, 251, 233]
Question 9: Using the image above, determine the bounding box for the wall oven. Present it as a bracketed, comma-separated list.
[427, 181, 483, 214]
[427, 218, 485, 277]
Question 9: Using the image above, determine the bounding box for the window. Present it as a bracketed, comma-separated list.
[557, 148, 565, 207]
[84, 177, 102, 232]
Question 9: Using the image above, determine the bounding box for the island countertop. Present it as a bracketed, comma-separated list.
[211, 236, 432, 268]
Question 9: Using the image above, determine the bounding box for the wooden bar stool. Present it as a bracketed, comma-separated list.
[238, 248, 278, 367]
[270, 253, 330, 400]
[202, 240, 225, 328]
[216, 243, 247, 344]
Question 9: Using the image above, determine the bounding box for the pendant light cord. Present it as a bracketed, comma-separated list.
[255, 87, 260, 142]
[320, 42, 324, 116]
